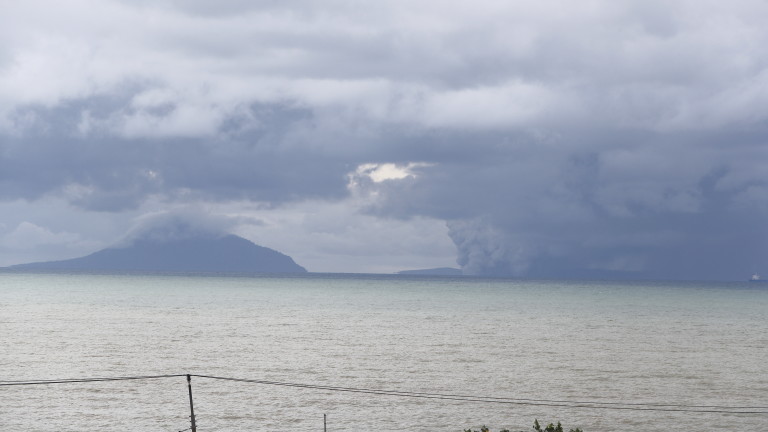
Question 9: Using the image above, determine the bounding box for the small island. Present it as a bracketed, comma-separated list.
[397, 267, 463, 276]
[9, 234, 307, 274]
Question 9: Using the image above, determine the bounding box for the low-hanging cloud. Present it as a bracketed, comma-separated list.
[118, 210, 236, 246]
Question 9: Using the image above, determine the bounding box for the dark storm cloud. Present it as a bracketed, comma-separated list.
[0, 96, 355, 210]
[357, 129, 768, 280]
[2, 1, 768, 278]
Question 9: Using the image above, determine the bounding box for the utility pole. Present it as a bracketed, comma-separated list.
[187, 374, 197, 432]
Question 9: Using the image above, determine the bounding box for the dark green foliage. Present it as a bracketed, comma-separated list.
[464, 426, 490, 432]
[533, 419, 582, 432]
[465, 419, 583, 432]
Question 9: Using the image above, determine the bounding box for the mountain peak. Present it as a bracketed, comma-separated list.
[10, 233, 307, 274]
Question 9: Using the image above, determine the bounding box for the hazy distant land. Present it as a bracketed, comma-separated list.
[8, 234, 307, 274]
[397, 267, 463, 276]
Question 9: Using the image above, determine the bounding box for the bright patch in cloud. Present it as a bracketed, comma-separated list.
[354, 162, 432, 183]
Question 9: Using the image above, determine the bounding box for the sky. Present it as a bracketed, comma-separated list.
[1, 0, 767, 279]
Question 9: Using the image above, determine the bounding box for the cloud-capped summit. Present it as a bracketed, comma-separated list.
[9, 214, 307, 273]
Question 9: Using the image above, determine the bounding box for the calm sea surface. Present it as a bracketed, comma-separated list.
[1, 271, 766, 431]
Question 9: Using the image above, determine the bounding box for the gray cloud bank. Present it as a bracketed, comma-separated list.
[1, 1, 767, 279]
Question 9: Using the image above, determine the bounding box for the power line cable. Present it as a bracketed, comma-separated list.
[1, 372, 765, 415]
[195, 374, 768, 410]
[0, 374, 185, 387]
[190, 374, 768, 415]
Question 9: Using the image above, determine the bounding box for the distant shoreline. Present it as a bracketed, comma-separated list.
[1, 267, 764, 285]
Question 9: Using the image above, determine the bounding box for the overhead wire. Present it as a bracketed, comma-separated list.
[0, 374, 186, 386]
[1, 372, 766, 415]
[190, 374, 768, 415]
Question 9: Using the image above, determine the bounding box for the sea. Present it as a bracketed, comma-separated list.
[1, 271, 766, 431]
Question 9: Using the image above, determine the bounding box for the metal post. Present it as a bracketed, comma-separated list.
[187, 374, 197, 432]
[324, 413, 327, 432]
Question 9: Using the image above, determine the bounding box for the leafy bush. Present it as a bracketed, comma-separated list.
[464, 419, 583, 432]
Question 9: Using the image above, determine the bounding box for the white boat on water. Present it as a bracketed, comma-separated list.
[750, 273, 766, 282]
